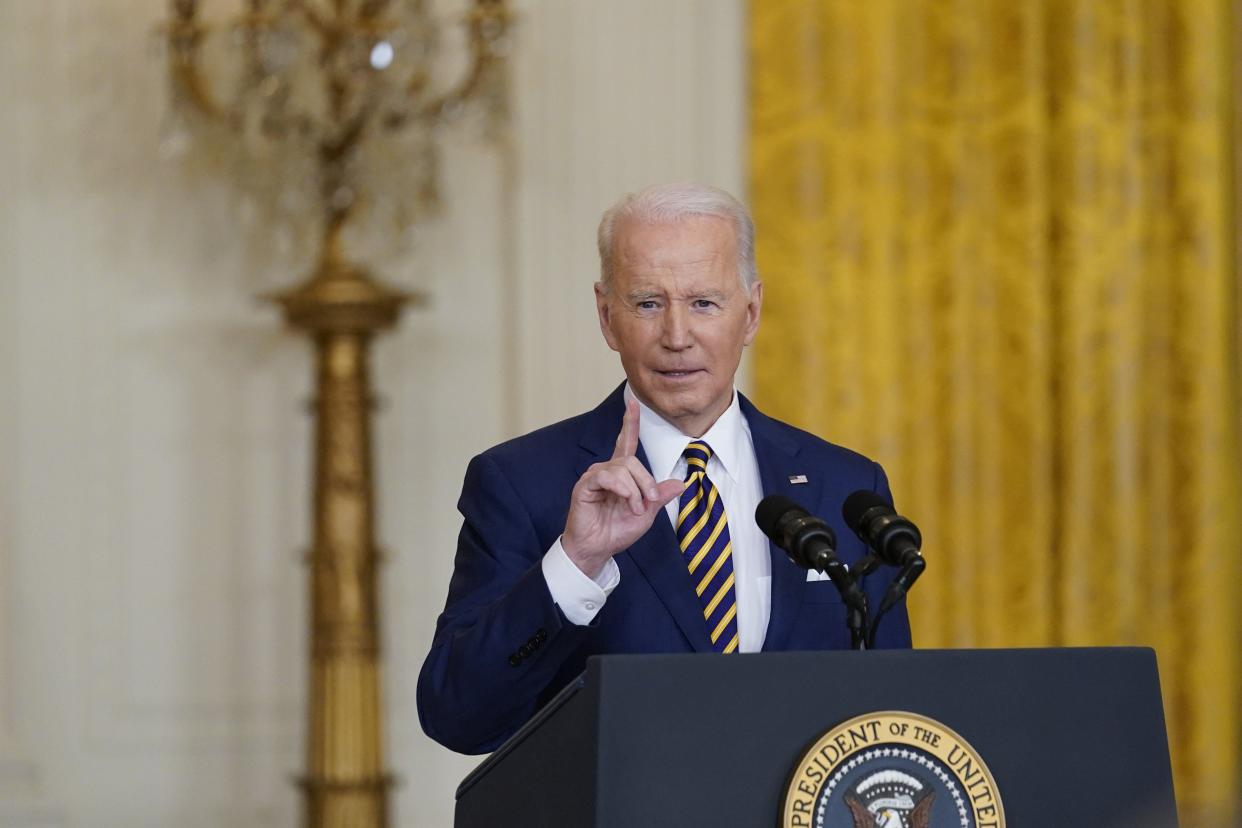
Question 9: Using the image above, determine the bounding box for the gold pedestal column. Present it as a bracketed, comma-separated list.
[270, 246, 421, 828]
[160, 4, 511, 824]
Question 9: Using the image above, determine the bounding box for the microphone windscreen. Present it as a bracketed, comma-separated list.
[842, 490, 888, 533]
[755, 494, 801, 538]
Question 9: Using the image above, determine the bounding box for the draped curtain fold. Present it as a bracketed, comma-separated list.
[749, 2, 1240, 824]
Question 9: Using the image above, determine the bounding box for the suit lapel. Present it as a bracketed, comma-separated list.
[577, 385, 713, 652]
[622, 490, 714, 652]
[739, 395, 822, 653]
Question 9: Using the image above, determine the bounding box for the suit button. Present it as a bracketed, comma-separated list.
[536, 628, 548, 643]
[519, 643, 533, 657]
[508, 654, 521, 667]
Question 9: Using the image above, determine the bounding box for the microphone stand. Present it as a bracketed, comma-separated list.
[821, 556, 871, 650]
[865, 557, 925, 649]
[847, 601, 868, 650]
[847, 555, 881, 650]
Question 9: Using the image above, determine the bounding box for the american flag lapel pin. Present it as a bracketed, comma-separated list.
[788, 474, 808, 484]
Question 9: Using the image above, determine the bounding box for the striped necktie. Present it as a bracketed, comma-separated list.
[676, 441, 739, 654]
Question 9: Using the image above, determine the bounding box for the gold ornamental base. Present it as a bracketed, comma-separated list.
[299, 775, 395, 828]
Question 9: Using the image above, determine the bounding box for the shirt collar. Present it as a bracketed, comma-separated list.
[625, 383, 749, 485]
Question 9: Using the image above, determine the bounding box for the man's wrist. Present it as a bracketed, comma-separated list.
[560, 533, 613, 580]
[542, 538, 619, 626]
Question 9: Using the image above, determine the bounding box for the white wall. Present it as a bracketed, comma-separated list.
[0, 1, 744, 826]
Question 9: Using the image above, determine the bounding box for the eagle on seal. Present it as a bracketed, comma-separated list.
[844, 790, 935, 828]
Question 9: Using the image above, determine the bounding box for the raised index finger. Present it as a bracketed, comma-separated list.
[613, 396, 639, 459]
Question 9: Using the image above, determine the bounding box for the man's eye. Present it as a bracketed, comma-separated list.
[637, 301, 659, 310]
[693, 299, 718, 309]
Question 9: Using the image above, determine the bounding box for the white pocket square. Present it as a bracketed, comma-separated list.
[805, 561, 849, 582]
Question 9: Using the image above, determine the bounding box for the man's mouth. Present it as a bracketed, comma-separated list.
[656, 369, 702, 378]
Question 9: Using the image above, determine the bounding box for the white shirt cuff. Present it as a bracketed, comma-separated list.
[542, 538, 620, 625]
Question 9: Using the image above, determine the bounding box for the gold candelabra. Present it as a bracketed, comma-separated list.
[161, 2, 510, 826]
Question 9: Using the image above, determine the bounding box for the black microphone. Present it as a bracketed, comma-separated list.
[755, 495, 868, 618]
[755, 494, 838, 572]
[841, 490, 923, 568]
[757, 495, 870, 649]
[842, 490, 926, 630]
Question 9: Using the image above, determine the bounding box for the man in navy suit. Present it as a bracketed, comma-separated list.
[418, 183, 911, 755]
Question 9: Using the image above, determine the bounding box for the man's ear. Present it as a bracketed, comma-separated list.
[595, 282, 620, 352]
[742, 280, 763, 346]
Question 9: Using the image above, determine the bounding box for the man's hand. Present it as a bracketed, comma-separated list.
[561, 398, 684, 578]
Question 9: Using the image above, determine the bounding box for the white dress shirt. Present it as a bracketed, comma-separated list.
[542, 384, 771, 652]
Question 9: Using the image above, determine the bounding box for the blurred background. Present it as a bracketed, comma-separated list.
[0, 1, 1238, 827]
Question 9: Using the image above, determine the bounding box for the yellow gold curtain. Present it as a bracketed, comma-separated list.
[749, 2, 1240, 825]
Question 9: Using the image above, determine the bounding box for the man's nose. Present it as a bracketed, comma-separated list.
[660, 305, 693, 350]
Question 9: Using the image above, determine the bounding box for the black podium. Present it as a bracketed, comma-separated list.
[455, 648, 1177, 827]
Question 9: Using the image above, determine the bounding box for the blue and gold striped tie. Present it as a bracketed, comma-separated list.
[676, 441, 739, 654]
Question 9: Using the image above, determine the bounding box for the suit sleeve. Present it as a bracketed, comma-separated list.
[863, 462, 914, 649]
[416, 453, 593, 754]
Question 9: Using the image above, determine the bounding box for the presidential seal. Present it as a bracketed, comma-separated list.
[781, 712, 1004, 828]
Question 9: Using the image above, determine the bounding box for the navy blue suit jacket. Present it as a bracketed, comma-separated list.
[417, 385, 912, 754]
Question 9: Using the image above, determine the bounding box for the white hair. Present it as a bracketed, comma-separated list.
[596, 182, 758, 291]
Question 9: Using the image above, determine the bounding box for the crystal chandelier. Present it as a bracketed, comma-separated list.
[163, 0, 511, 263]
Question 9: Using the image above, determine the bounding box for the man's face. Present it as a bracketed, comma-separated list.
[596, 214, 762, 438]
